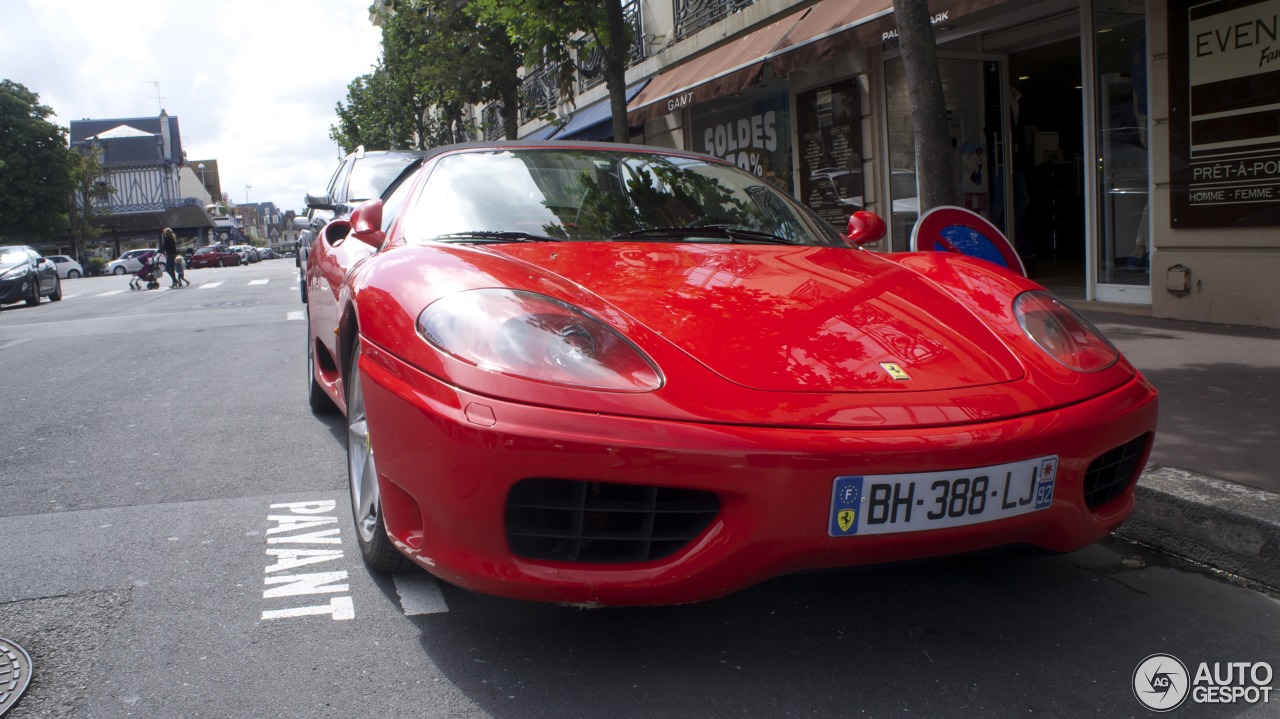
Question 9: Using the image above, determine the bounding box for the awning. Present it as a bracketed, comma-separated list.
[550, 79, 651, 141]
[626, 13, 807, 126]
[627, 0, 1006, 125]
[772, 0, 1008, 76]
[770, 0, 896, 77]
[522, 124, 558, 140]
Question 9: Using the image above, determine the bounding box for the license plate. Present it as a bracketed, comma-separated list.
[829, 456, 1058, 536]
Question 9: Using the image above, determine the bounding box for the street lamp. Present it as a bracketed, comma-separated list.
[245, 183, 252, 205]
[197, 163, 208, 200]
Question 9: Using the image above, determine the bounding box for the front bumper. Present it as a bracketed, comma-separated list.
[358, 339, 1159, 606]
[0, 275, 35, 303]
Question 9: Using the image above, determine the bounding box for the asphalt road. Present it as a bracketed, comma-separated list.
[1, 260, 1277, 718]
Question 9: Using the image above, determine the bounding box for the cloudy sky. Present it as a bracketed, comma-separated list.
[0, 0, 384, 213]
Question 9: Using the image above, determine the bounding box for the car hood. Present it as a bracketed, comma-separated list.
[0, 259, 29, 274]
[486, 243, 1025, 393]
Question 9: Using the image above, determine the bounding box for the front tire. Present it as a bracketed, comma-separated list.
[346, 339, 412, 572]
[50, 278, 62, 302]
[68, 270, 80, 279]
[113, 266, 125, 275]
[25, 278, 40, 306]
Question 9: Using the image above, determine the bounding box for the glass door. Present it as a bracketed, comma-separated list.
[1087, 0, 1151, 302]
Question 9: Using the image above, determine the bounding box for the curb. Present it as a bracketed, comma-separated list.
[1115, 466, 1280, 590]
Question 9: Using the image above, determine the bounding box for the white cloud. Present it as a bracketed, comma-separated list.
[0, 0, 383, 212]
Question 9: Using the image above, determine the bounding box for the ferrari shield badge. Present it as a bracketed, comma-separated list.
[880, 362, 910, 380]
[837, 509, 856, 532]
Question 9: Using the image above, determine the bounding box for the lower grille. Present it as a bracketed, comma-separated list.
[505, 479, 720, 563]
[1083, 433, 1151, 509]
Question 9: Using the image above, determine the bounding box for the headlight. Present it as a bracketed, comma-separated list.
[1, 265, 30, 281]
[418, 289, 663, 391]
[1014, 290, 1118, 372]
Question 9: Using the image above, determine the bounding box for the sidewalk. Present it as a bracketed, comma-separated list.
[1079, 306, 1280, 589]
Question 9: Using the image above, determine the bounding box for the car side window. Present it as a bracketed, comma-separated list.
[380, 170, 417, 234]
[332, 159, 355, 207]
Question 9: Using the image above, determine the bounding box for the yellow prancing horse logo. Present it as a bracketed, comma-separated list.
[880, 362, 910, 380]
[837, 509, 856, 532]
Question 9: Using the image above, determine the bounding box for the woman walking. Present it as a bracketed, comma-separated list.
[159, 227, 179, 287]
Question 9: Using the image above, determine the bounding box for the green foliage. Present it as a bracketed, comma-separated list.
[0, 79, 76, 242]
[331, 0, 524, 150]
[472, 0, 632, 140]
[330, 65, 413, 153]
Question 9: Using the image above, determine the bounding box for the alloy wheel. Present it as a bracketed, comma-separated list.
[347, 343, 380, 544]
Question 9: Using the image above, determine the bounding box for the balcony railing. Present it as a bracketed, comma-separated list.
[521, 64, 559, 125]
[482, 102, 506, 140]
[674, 0, 756, 40]
[578, 0, 647, 92]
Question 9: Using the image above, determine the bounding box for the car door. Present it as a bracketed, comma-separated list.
[32, 251, 56, 293]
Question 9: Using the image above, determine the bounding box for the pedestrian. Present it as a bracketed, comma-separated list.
[174, 253, 189, 287]
[159, 227, 179, 287]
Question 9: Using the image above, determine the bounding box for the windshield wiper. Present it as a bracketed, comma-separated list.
[610, 225, 795, 245]
[432, 230, 565, 244]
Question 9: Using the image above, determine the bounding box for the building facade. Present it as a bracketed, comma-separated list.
[513, 0, 1280, 329]
[69, 111, 215, 257]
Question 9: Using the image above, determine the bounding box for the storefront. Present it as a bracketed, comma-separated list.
[625, 0, 1280, 326]
[630, 0, 1153, 302]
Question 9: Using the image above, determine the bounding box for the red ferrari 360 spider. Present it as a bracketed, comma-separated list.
[304, 141, 1157, 606]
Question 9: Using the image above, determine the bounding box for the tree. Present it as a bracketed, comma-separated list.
[0, 80, 76, 242]
[891, 0, 957, 211]
[66, 142, 115, 260]
[330, 65, 415, 153]
[474, 0, 634, 142]
[333, 0, 524, 150]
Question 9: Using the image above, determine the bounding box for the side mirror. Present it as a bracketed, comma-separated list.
[292, 217, 310, 230]
[304, 191, 336, 211]
[349, 199, 385, 249]
[844, 211, 887, 247]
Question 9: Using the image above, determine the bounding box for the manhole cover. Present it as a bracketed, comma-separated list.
[0, 637, 32, 716]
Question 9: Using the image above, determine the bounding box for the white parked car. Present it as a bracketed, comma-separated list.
[102, 249, 156, 275]
[46, 255, 85, 279]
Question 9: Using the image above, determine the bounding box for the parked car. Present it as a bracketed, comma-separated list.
[230, 245, 260, 264]
[304, 141, 1158, 606]
[188, 244, 241, 268]
[0, 245, 61, 306]
[102, 248, 157, 275]
[298, 146, 427, 304]
[46, 255, 85, 279]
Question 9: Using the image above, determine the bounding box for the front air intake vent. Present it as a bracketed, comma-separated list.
[1083, 433, 1151, 509]
[505, 479, 720, 563]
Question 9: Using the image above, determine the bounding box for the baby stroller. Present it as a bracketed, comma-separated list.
[129, 252, 162, 290]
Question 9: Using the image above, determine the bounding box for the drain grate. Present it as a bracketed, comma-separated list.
[0, 637, 32, 716]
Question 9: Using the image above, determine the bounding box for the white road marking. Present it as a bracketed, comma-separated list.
[393, 573, 450, 615]
[286, 310, 306, 321]
[62, 294, 81, 299]
[97, 290, 126, 296]
[249, 279, 269, 285]
[199, 282, 222, 289]
[261, 597, 354, 621]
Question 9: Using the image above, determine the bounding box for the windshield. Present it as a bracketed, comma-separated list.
[0, 248, 27, 264]
[347, 154, 421, 203]
[400, 149, 843, 246]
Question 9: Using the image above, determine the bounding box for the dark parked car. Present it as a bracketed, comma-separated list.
[188, 244, 241, 268]
[297, 146, 426, 303]
[0, 245, 61, 306]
